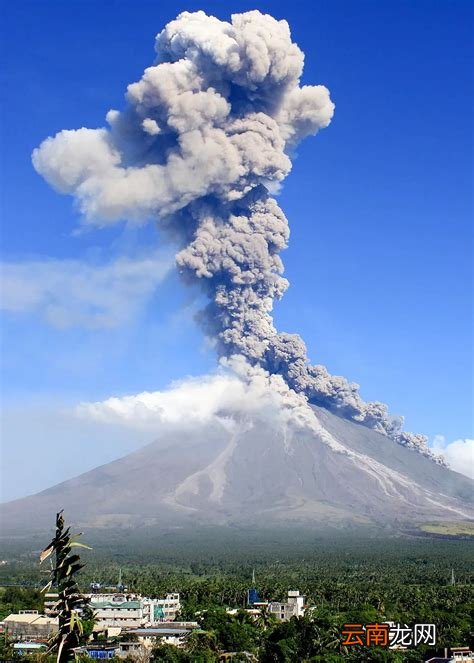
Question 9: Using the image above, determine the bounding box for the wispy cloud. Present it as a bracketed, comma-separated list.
[431, 435, 474, 479]
[1, 251, 173, 329]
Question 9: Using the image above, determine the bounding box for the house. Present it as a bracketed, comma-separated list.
[3, 612, 58, 639]
[268, 590, 306, 621]
[127, 622, 199, 648]
[226, 591, 306, 623]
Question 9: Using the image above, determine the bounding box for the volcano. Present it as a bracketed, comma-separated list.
[1, 404, 472, 535]
[16, 9, 472, 542]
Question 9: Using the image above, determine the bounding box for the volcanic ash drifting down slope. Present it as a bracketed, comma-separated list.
[1, 359, 472, 531]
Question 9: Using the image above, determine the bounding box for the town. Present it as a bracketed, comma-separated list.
[1, 576, 472, 663]
[2, 576, 308, 661]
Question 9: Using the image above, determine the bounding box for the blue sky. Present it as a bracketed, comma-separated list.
[1, 0, 472, 500]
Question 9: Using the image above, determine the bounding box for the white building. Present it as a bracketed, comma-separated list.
[87, 593, 181, 630]
[426, 649, 473, 663]
[268, 590, 306, 621]
[127, 622, 199, 649]
[151, 593, 181, 622]
[450, 648, 473, 662]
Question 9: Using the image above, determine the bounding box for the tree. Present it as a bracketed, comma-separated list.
[40, 510, 91, 662]
[255, 605, 277, 634]
[0, 629, 17, 662]
[150, 642, 188, 662]
[186, 630, 219, 659]
[80, 603, 97, 643]
[198, 608, 259, 654]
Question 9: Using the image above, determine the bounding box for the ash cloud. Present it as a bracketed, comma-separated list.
[32, 10, 440, 462]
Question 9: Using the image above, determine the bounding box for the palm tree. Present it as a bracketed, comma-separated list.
[40, 510, 91, 662]
[255, 605, 276, 633]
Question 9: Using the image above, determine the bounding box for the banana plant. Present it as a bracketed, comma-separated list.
[40, 510, 91, 662]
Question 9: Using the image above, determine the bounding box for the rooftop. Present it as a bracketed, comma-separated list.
[4, 613, 59, 625]
[91, 601, 141, 610]
[13, 643, 46, 650]
[4, 612, 58, 626]
[4, 614, 39, 624]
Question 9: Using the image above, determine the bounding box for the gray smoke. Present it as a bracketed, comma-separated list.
[32, 10, 442, 463]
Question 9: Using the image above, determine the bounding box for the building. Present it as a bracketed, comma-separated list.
[3, 612, 58, 640]
[227, 590, 306, 622]
[226, 607, 265, 619]
[268, 590, 306, 621]
[13, 642, 47, 656]
[43, 590, 181, 631]
[87, 592, 181, 630]
[450, 648, 473, 662]
[151, 592, 181, 622]
[73, 644, 119, 659]
[127, 622, 199, 648]
[426, 648, 473, 663]
[74, 636, 194, 660]
[88, 595, 144, 630]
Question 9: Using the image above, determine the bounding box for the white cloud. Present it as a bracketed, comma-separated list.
[0, 251, 172, 329]
[431, 435, 474, 479]
[75, 356, 318, 436]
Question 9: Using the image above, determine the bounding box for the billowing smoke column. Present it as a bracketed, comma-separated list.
[32, 10, 439, 461]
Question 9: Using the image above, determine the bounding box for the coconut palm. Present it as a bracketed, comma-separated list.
[40, 510, 91, 662]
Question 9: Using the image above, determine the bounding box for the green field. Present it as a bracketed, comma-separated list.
[418, 521, 474, 537]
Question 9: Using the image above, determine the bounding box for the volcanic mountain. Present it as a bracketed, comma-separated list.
[2, 404, 472, 535]
[16, 10, 472, 539]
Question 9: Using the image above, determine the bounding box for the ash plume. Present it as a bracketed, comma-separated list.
[32, 10, 441, 462]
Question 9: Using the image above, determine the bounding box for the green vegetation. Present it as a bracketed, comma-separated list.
[418, 521, 474, 537]
[0, 586, 43, 620]
[0, 528, 472, 662]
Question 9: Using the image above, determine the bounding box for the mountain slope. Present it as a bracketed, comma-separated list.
[1, 406, 472, 534]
